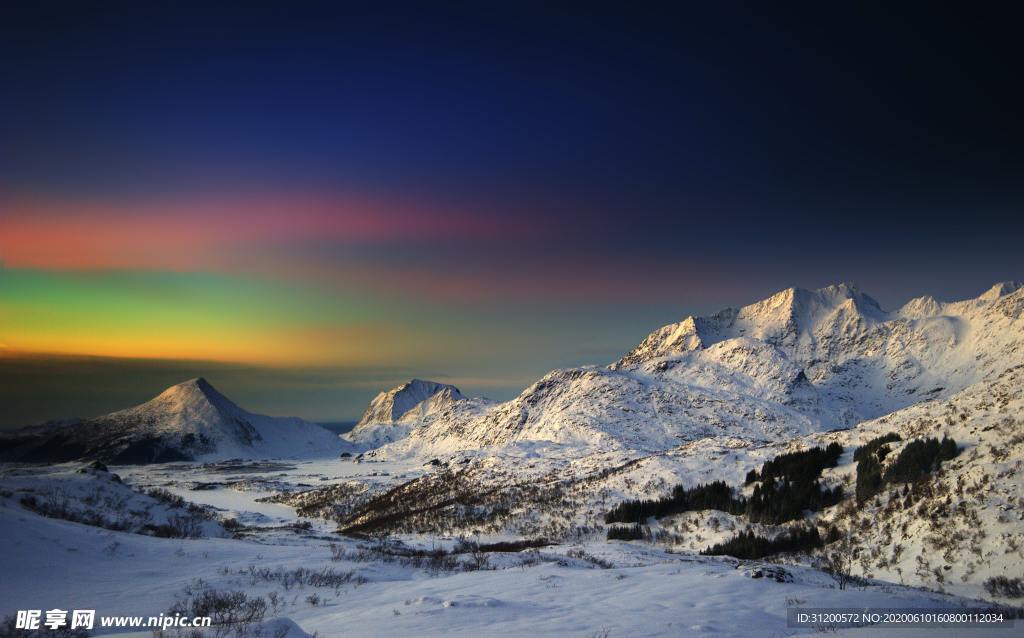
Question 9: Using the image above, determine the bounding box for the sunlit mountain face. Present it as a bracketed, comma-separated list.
[1, 3, 1022, 427]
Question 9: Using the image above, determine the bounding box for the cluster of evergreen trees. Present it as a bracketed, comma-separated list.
[701, 524, 838, 560]
[856, 434, 958, 501]
[852, 432, 901, 463]
[745, 443, 843, 484]
[885, 436, 958, 483]
[743, 443, 844, 524]
[604, 481, 740, 524]
[606, 523, 645, 541]
[746, 476, 843, 524]
[854, 433, 901, 501]
[605, 444, 844, 526]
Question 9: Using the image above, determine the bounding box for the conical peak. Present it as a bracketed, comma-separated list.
[152, 377, 238, 414]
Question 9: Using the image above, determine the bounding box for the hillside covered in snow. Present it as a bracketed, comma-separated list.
[337, 364, 1022, 599]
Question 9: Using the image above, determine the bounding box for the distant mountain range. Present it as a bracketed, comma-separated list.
[4, 281, 1021, 465]
[348, 281, 1024, 456]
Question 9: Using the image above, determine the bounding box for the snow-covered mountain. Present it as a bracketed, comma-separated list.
[363, 282, 1024, 456]
[344, 363, 1024, 600]
[346, 379, 490, 448]
[356, 379, 466, 426]
[615, 281, 1024, 412]
[614, 282, 888, 369]
[0, 378, 347, 463]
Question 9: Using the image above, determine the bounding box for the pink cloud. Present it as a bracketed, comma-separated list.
[0, 192, 541, 271]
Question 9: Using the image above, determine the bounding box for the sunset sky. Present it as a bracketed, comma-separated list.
[2, 3, 1022, 426]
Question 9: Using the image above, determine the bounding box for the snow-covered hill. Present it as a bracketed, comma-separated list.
[0, 378, 347, 463]
[357, 379, 466, 426]
[363, 282, 1024, 457]
[346, 379, 491, 448]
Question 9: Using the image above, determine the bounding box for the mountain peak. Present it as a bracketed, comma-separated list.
[898, 294, 942, 319]
[616, 282, 886, 369]
[979, 281, 1023, 301]
[816, 282, 871, 303]
[176, 376, 215, 396]
[820, 281, 859, 293]
[154, 377, 237, 415]
[758, 283, 880, 314]
[357, 379, 465, 426]
[728, 283, 884, 332]
[405, 378, 439, 390]
[165, 376, 212, 392]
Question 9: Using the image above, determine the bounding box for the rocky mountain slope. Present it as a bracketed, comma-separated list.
[363, 282, 1023, 456]
[0, 378, 346, 463]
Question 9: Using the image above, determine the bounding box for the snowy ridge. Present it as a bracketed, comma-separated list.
[616, 283, 889, 369]
[364, 282, 1024, 457]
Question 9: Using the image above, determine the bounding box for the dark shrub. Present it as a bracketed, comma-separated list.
[605, 481, 741, 524]
[884, 436, 959, 484]
[169, 588, 267, 629]
[856, 435, 958, 501]
[853, 433, 901, 463]
[747, 443, 844, 484]
[745, 477, 843, 524]
[702, 524, 828, 560]
[984, 576, 1024, 598]
[146, 487, 186, 508]
[606, 444, 845, 527]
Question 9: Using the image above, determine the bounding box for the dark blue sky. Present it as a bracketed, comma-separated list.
[1, 2, 1022, 425]
[5, 3, 1021, 212]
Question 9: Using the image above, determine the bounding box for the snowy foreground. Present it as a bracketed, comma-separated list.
[0, 458, 1017, 638]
